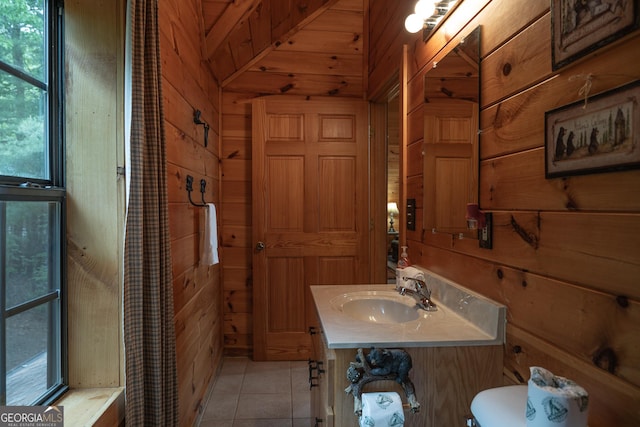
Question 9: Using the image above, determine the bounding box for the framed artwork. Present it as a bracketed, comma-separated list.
[552, 0, 639, 70]
[545, 80, 640, 178]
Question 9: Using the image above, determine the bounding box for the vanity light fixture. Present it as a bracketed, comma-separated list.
[404, 0, 460, 39]
[387, 202, 400, 232]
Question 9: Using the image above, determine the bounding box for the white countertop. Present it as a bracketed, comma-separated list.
[311, 283, 505, 349]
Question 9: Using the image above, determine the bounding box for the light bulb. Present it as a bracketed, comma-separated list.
[414, 0, 436, 20]
[404, 13, 424, 33]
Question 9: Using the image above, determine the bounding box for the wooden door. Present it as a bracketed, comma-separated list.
[423, 100, 478, 238]
[252, 96, 370, 361]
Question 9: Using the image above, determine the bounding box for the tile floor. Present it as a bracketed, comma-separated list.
[198, 357, 313, 427]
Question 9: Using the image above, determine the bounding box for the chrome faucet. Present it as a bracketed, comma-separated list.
[397, 277, 437, 311]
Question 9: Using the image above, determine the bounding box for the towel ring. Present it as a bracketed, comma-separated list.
[186, 175, 207, 207]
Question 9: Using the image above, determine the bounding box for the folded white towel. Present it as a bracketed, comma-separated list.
[396, 266, 425, 290]
[401, 266, 425, 280]
[200, 203, 219, 265]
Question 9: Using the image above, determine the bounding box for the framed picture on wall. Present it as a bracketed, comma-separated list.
[545, 80, 640, 178]
[551, 0, 639, 70]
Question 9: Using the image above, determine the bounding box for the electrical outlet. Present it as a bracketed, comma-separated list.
[479, 212, 493, 249]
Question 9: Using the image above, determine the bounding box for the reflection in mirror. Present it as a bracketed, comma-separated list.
[423, 26, 480, 239]
[387, 90, 400, 280]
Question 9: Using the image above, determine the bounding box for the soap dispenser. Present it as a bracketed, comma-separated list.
[397, 246, 411, 268]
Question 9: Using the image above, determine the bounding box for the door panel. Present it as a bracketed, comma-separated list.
[434, 157, 472, 233]
[267, 257, 305, 331]
[318, 157, 355, 230]
[267, 156, 304, 231]
[253, 96, 369, 360]
[317, 257, 356, 284]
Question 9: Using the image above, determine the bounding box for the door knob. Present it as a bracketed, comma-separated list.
[255, 241, 265, 251]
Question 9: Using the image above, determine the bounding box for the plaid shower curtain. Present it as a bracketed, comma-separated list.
[124, 0, 179, 425]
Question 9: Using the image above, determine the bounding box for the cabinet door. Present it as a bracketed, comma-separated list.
[318, 337, 335, 427]
[309, 308, 322, 420]
[333, 346, 502, 426]
[310, 314, 335, 427]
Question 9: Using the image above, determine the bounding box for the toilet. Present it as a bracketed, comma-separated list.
[468, 385, 528, 427]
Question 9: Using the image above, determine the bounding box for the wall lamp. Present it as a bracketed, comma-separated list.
[404, 0, 459, 38]
[387, 202, 399, 232]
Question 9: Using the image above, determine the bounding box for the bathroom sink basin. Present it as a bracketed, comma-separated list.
[341, 298, 419, 323]
[313, 283, 505, 348]
[331, 290, 421, 324]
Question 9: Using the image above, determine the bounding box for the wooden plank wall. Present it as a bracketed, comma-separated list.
[220, 91, 255, 356]
[159, 1, 224, 425]
[369, 0, 640, 425]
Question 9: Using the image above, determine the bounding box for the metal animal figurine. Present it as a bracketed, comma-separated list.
[345, 347, 421, 416]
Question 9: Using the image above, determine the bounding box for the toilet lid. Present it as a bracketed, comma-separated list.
[471, 385, 528, 427]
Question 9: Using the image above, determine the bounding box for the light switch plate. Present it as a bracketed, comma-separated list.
[406, 198, 416, 231]
[479, 212, 493, 249]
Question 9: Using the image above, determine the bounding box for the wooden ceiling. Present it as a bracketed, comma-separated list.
[200, 0, 366, 97]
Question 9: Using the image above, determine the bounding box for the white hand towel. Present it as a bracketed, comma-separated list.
[200, 203, 219, 265]
[526, 366, 589, 427]
[396, 266, 425, 290]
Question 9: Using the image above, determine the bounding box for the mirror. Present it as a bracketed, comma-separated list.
[423, 26, 480, 239]
[386, 89, 400, 280]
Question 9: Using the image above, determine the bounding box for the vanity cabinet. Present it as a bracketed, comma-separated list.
[314, 335, 502, 427]
[310, 278, 506, 426]
[309, 320, 335, 427]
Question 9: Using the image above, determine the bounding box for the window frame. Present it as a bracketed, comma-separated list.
[0, 0, 67, 405]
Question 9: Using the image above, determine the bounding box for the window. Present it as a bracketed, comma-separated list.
[0, 0, 66, 405]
